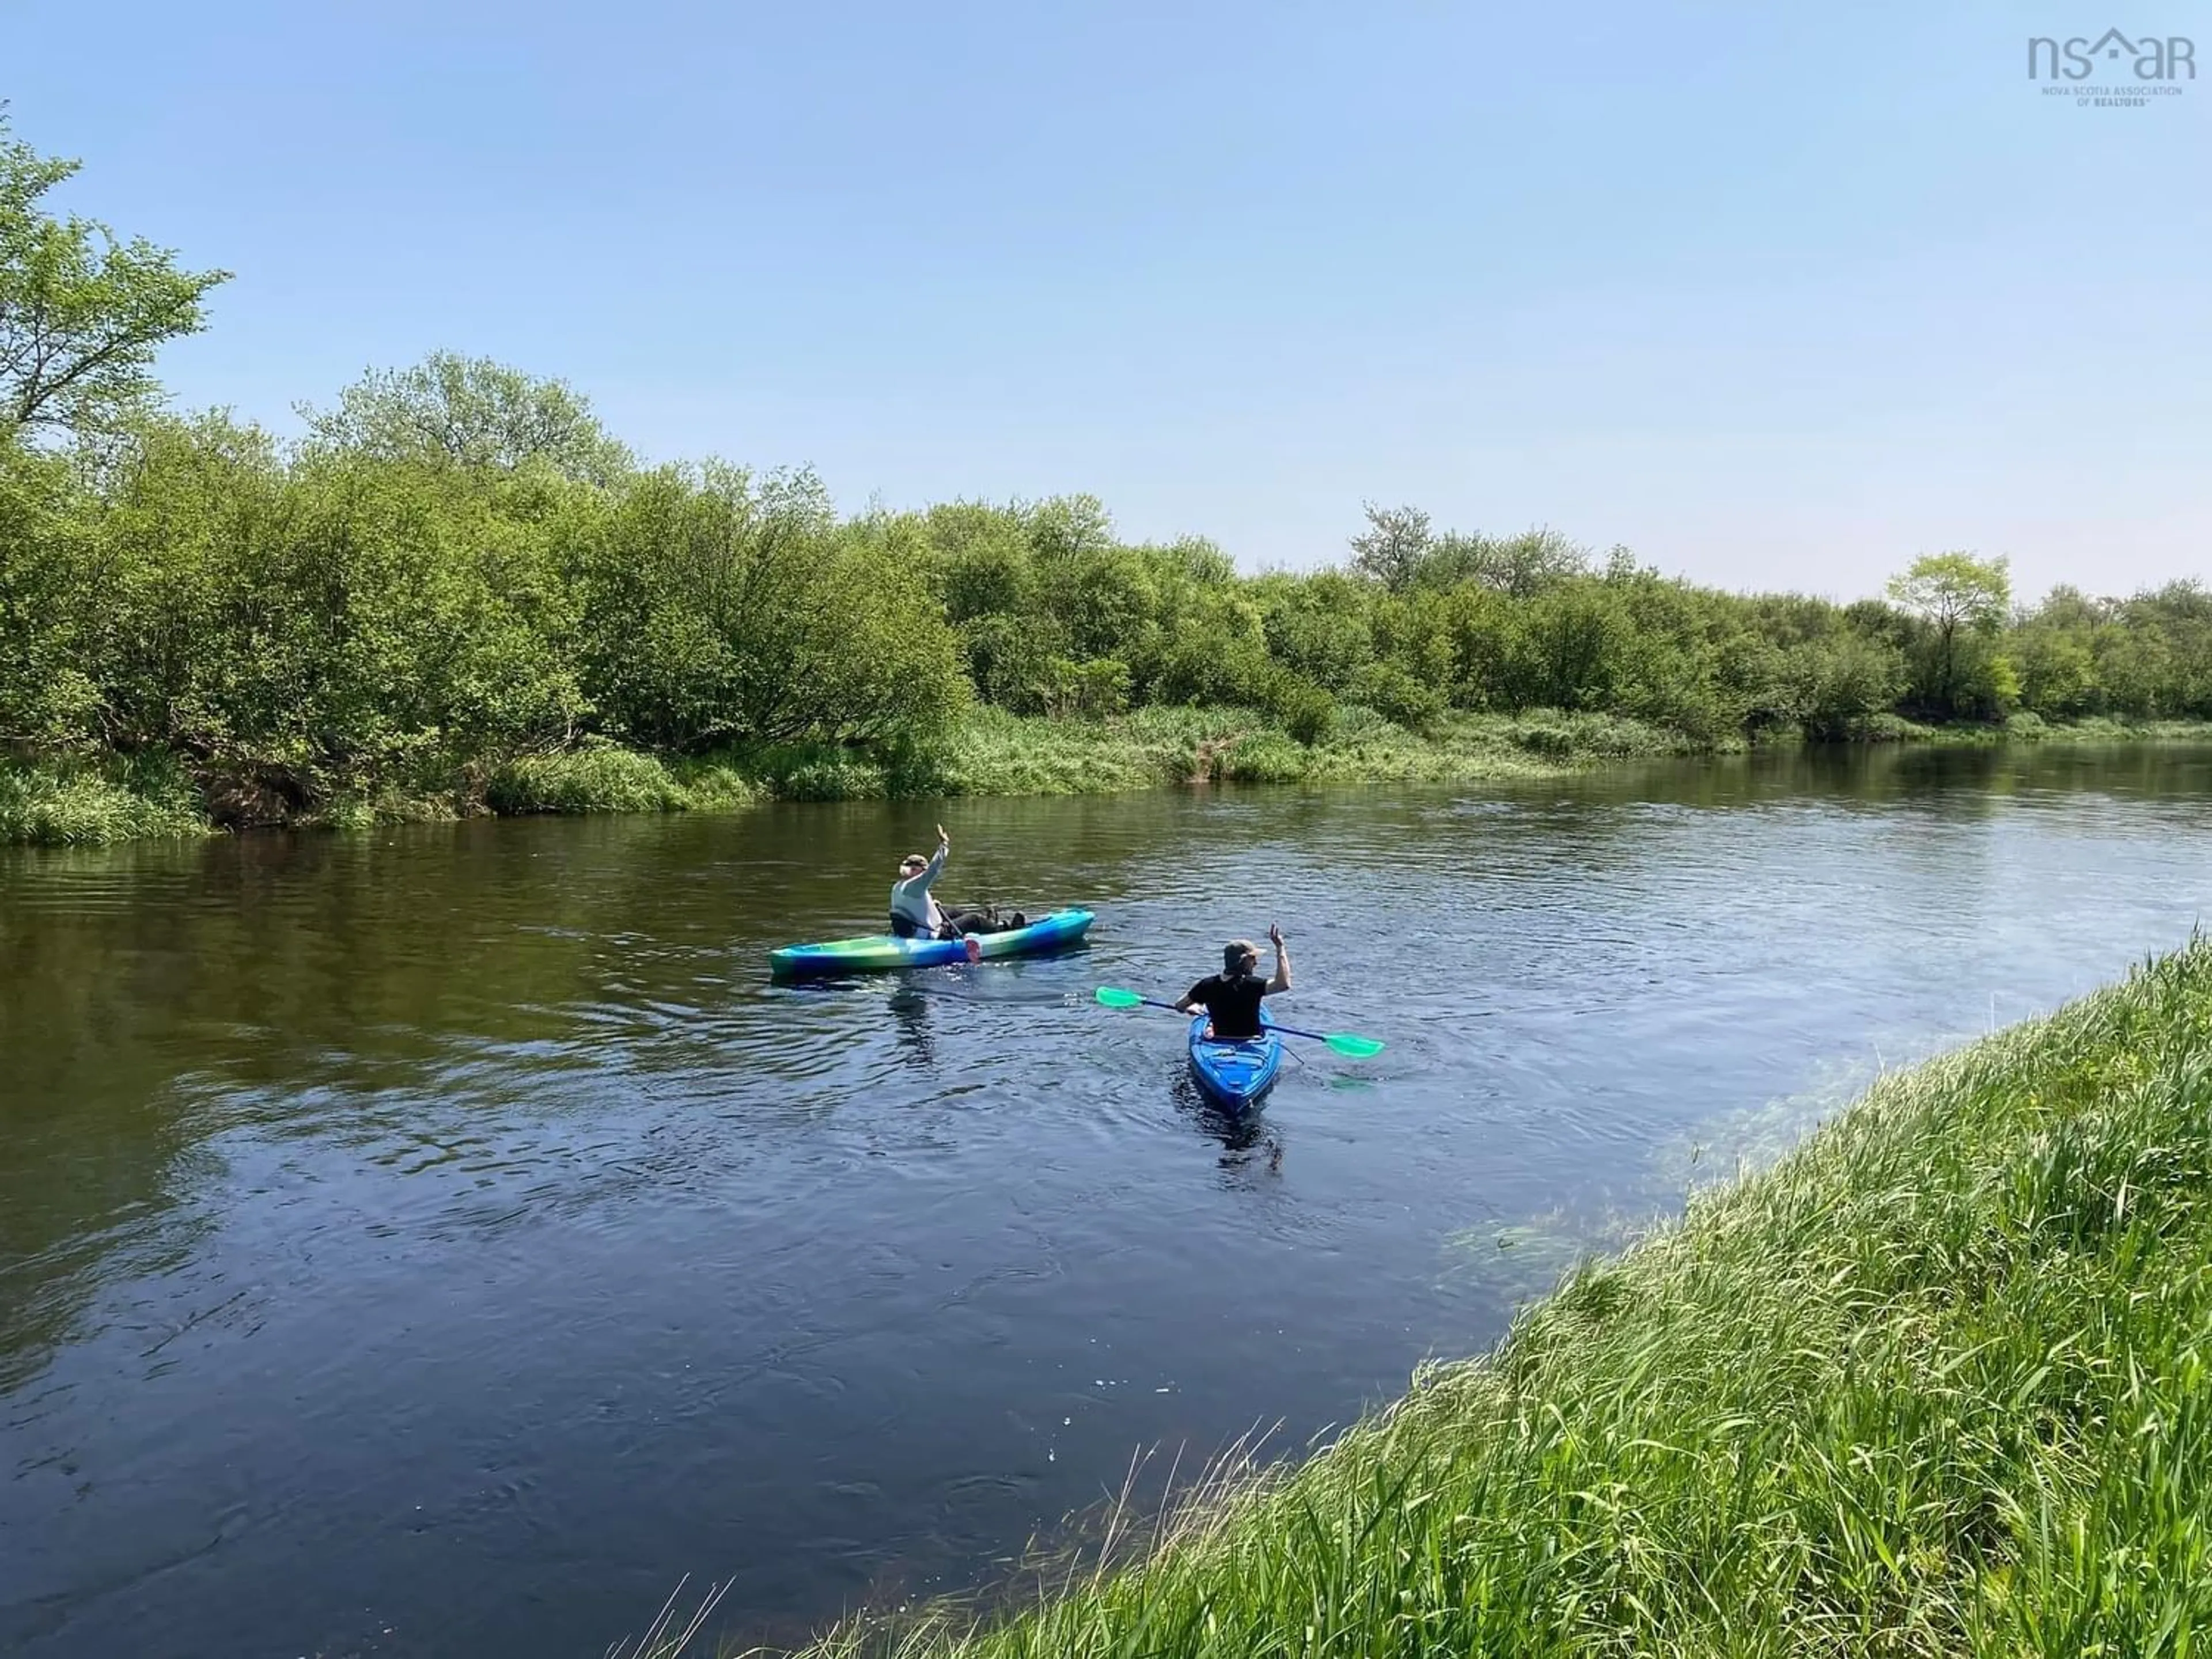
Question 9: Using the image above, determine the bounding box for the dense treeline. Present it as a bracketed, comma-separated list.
[8, 411, 2209, 792]
[2, 115, 2208, 827]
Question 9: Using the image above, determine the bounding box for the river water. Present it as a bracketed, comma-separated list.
[4, 745, 2210, 1657]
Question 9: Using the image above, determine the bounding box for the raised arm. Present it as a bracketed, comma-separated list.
[919, 825, 949, 888]
[1263, 923, 1291, 994]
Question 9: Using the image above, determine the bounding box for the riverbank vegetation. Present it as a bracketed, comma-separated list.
[754, 937, 2212, 1658]
[5, 115, 2210, 844]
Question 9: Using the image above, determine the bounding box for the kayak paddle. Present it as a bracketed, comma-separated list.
[1093, 986, 1386, 1059]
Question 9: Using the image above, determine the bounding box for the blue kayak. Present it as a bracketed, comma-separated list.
[1187, 1009, 1282, 1111]
[770, 908, 1094, 980]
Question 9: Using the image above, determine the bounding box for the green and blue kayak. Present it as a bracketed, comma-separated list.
[770, 908, 1094, 980]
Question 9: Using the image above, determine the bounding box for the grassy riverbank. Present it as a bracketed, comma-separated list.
[0, 751, 211, 848]
[7, 710, 2211, 847]
[750, 938, 2212, 1658]
[0, 708, 1646, 845]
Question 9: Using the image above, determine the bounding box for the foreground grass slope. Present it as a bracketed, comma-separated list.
[791, 940, 2212, 1658]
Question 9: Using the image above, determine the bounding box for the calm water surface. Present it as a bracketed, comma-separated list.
[4, 745, 2210, 1657]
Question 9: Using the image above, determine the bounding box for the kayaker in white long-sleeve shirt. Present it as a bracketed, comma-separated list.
[889, 824, 1025, 939]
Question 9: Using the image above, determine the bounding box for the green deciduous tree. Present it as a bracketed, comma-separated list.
[78, 414, 589, 798]
[1789, 632, 1908, 739]
[571, 464, 964, 749]
[1152, 596, 1274, 707]
[0, 116, 229, 441]
[2122, 582, 2212, 717]
[1349, 501, 1431, 591]
[1254, 571, 1374, 692]
[0, 440, 99, 741]
[1348, 660, 1445, 734]
[1050, 547, 1161, 664]
[956, 611, 1067, 711]
[299, 351, 634, 486]
[2010, 625, 2099, 718]
[931, 510, 1036, 623]
[1421, 527, 1589, 597]
[1510, 581, 1634, 711]
[1037, 656, 1131, 719]
[1886, 552, 2012, 718]
[1025, 493, 1116, 563]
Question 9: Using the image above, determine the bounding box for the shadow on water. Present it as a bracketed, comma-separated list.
[886, 982, 938, 1069]
[1166, 1064, 1282, 1168]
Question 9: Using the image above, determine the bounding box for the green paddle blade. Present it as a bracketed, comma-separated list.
[1324, 1032, 1387, 1059]
[1094, 986, 1145, 1008]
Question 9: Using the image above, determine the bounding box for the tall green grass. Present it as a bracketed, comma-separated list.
[0, 752, 209, 845]
[486, 746, 700, 815]
[940, 707, 1256, 795]
[766, 939, 2212, 1658]
[1855, 711, 2212, 747]
[934, 706, 1702, 796]
[7, 711, 2210, 844]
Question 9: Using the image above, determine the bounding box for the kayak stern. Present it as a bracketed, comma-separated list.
[1187, 1010, 1283, 1111]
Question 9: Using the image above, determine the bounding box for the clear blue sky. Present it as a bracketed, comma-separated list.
[11, 0, 2207, 601]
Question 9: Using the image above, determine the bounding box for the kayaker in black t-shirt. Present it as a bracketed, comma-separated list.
[1176, 924, 1291, 1039]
